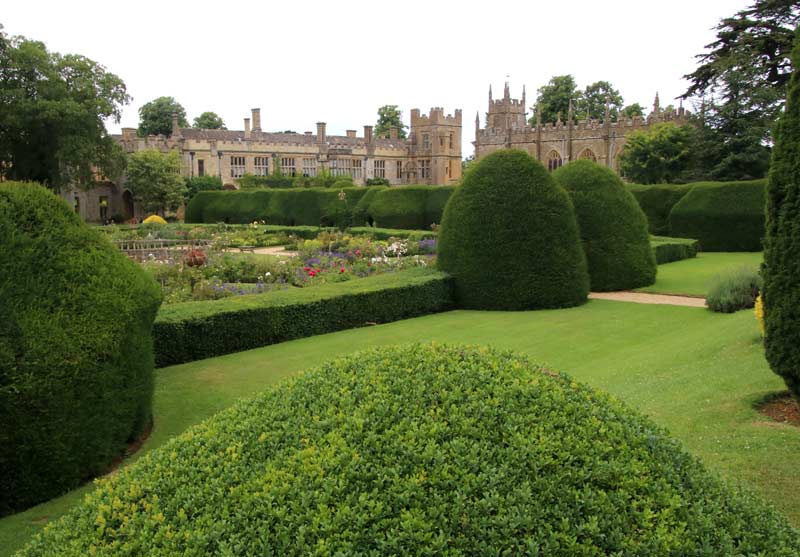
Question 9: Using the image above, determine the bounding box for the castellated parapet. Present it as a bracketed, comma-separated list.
[475, 83, 689, 172]
[116, 103, 462, 189]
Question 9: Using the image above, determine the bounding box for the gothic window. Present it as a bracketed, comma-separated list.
[396, 160, 403, 179]
[254, 157, 269, 176]
[230, 156, 246, 178]
[449, 133, 454, 149]
[280, 157, 296, 176]
[422, 134, 430, 150]
[302, 158, 316, 177]
[352, 159, 362, 179]
[578, 149, 597, 162]
[197, 159, 205, 177]
[439, 136, 444, 147]
[374, 160, 386, 178]
[546, 151, 562, 172]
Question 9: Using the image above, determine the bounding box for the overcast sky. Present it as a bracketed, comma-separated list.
[5, 0, 750, 155]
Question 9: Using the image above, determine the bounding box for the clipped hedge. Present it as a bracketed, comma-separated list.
[668, 179, 766, 251]
[348, 226, 436, 241]
[626, 183, 692, 235]
[20, 344, 800, 556]
[185, 187, 370, 227]
[650, 235, 699, 264]
[154, 267, 452, 366]
[554, 161, 656, 291]
[438, 149, 588, 309]
[0, 183, 162, 516]
[349, 185, 455, 229]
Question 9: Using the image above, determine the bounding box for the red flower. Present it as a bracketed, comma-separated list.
[303, 266, 311, 272]
[340, 268, 345, 273]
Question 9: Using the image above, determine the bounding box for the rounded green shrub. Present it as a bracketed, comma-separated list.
[19, 344, 800, 555]
[626, 183, 692, 235]
[668, 179, 766, 251]
[0, 182, 162, 516]
[554, 160, 656, 291]
[438, 149, 588, 309]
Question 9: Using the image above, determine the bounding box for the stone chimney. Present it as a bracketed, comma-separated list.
[346, 130, 356, 138]
[251, 108, 262, 132]
[364, 125, 373, 145]
[244, 118, 251, 140]
[304, 131, 313, 136]
[171, 112, 181, 137]
[316, 122, 326, 143]
[389, 126, 399, 140]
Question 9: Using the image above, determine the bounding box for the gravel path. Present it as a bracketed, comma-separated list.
[589, 291, 706, 308]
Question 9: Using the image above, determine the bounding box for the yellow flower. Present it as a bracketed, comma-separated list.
[755, 294, 765, 336]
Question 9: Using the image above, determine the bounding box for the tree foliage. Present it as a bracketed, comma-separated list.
[192, 111, 226, 129]
[530, 75, 581, 124]
[763, 26, 800, 401]
[375, 105, 407, 138]
[0, 25, 129, 190]
[137, 96, 188, 137]
[125, 149, 186, 214]
[621, 103, 645, 118]
[619, 123, 694, 184]
[577, 81, 624, 120]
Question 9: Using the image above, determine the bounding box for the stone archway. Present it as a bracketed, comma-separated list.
[545, 150, 563, 172]
[578, 148, 597, 162]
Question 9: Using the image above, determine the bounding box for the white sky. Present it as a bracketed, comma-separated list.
[5, 0, 750, 155]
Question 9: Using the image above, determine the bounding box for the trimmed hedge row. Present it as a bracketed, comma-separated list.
[626, 183, 692, 235]
[352, 185, 455, 229]
[185, 187, 370, 227]
[20, 344, 800, 556]
[348, 226, 436, 241]
[154, 267, 453, 366]
[0, 183, 162, 516]
[669, 179, 766, 251]
[651, 235, 699, 264]
[187, 185, 455, 230]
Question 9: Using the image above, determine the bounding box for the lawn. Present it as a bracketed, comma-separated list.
[637, 251, 763, 296]
[3, 298, 797, 555]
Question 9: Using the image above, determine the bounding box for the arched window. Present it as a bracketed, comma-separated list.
[546, 150, 562, 172]
[578, 148, 597, 162]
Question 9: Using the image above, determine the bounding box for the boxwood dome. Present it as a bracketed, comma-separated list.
[19, 344, 800, 556]
[437, 149, 589, 309]
[0, 183, 162, 516]
[553, 160, 657, 291]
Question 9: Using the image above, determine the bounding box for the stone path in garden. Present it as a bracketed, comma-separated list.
[224, 246, 299, 257]
[589, 292, 707, 308]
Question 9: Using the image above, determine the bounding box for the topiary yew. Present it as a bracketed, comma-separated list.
[18, 344, 800, 555]
[0, 183, 162, 516]
[764, 26, 800, 401]
[554, 160, 656, 291]
[437, 149, 588, 309]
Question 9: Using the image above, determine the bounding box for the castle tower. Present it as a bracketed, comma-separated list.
[486, 82, 528, 130]
[409, 107, 463, 185]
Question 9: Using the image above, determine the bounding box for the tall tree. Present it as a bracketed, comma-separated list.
[576, 81, 623, 120]
[138, 96, 188, 137]
[763, 26, 800, 402]
[375, 105, 407, 138]
[529, 75, 582, 125]
[125, 149, 186, 214]
[192, 111, 226, 129]
[0, 25, 129, 190]
[618, 123, 694, 184]
[681, 0, 799, 181]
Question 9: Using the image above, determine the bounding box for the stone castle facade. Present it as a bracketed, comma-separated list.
[474, 83, 688, 171]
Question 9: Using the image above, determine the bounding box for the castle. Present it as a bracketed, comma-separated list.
[474, 83, 688, 171]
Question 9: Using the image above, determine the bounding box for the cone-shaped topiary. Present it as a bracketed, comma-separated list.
[438, 149, 588, 309]
[0, 183, 162, 516]
[17, 344, 800, 555]
[553, 160, 656, 291]
[764, 27, 800, 401]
